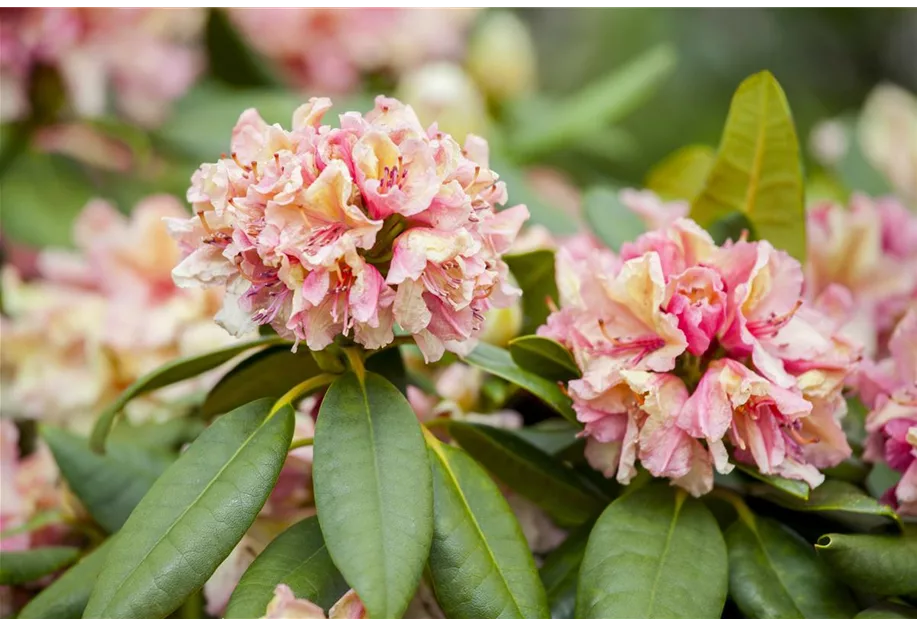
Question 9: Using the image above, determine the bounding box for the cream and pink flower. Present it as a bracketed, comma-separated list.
[805, 194, 917, 357]
[262, 585, 366, 619]
[227, 9, 477, 96]
[171, 96, 527, 362]
[1, 196, 234, 433]
[542, 215, 858, 494]
[860, 308, 917, 516]
[0, 8, 204, 126]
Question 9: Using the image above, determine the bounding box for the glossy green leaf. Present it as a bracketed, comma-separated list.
[582, 185, 647, 251]
[425, 435, 549, 618]
[707, 211, 756, 245]
[504, 250, 559, 336]
[0, 546, 80, 585]
[42, 426, 173, 533]
[515, 420, 579, 456]
[749, 478, 899, 528]
[690, 71, 806, 261]
[83, 399, 294, 618]
[815, 531, 917, 596]
[463, 343, 576, 424]
[202, 344, 319, 419]
[645, 144, 716, 202]
[511, 44, 676, 160]
[856, 601, 917, 619]
[445, 421, 603, 526]
[540, 521, 593, 619]
[0, 152, 94, 248]
[313, 372, 432, 619]
[726, 516, 857, 618]
[90, 336, 287, 452]
[366, 346, 408, 395]
[508, 335, 580, 382]
[576, 483, 727, 618]
[737, 463, 809, 500]
[18, 540, 113, 619]
[225, 516, 348, 618]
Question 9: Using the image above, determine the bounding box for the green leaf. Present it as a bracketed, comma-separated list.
[42, 426, 173, 533]
[445, 422, 603, 526]
[515, 420, 580, 456]
[83, 399, 294, 618]
[425, 435, 549, 618]
[18, 540, 113, 619]
[508, 335, 580, 382]
[204, 8, 282, 88]
[645, 144, 716, 202]
[540, 521, 593, 619]
[202, 344, 319, 419]
[707, 211, 756, 245]
[582, 185, 648, 251]
[690, 71, 806, 261]
[815, 531, 917, 596]
[462, 343, 576, 424]
[503, 250, 559, 335]
[576, 483, 727, 618]
[726, 516, 857, 618]
[0, 152, 94, 248]
[366, 346, 408, 395]
[749, 478, 900, 529]
[856, 601, 917, 619]
[0, 546, 81, 585]
[313, 372, 432, 619]
[737, 463, 809, 500]
[90, 336, 287, 452]
[510, 44, 677, 161]
[225, 516, 348, 618]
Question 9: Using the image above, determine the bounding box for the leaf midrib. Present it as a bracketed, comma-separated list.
[742, 78, 769, 219]
[430, 441, 526, 617]
[90, 411, 278, 615]
[358, 374, 391, 618]
[752, 524, 805, 618]
[644, 494, 682, 616]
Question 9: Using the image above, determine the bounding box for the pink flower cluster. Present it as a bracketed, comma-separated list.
[0, 8, 204, 126]
[170, 96, 527, 362]
[228, 9, 477, 95]
[540, 218, 858, 496]
[805, 194, 917, 357]
[858, 308, 917, 516]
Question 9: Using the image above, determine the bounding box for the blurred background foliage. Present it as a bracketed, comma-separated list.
[1, 8, 915, 250]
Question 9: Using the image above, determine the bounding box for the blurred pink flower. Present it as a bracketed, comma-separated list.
[861, 308, 917, 516]
[171, 96, 526, 362]
[261, 585, 365, 619]
[228, 9, 477, 95]
[805, 194, 917, 357]
[542, 215, 858, 494]
[1, 196, 234, 432]
[0, 8, 204, 126]
[620, 188, 689, 231]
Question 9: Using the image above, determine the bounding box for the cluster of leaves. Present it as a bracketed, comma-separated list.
[2, 19, 915, 619]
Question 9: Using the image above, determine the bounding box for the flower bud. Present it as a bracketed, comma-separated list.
[466, 11, 537, 102]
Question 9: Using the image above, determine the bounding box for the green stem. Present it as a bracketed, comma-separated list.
[710, 487, 757, 528]
[270, 372, 338, 415]
[366, 335, 416, 356]
[343, 346, 366, 382]
[289, 437, 314, 451]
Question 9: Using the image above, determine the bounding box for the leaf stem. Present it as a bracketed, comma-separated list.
[288, 437, 314, 451]
[270, 373, 338, 415]
[710, 487, 757, 528]
[343, 346, 366, 382]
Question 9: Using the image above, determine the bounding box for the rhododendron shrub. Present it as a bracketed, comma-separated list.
[2, 57, 916, 623]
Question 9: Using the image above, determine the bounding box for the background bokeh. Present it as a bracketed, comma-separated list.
[1, 7, 915, 254]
